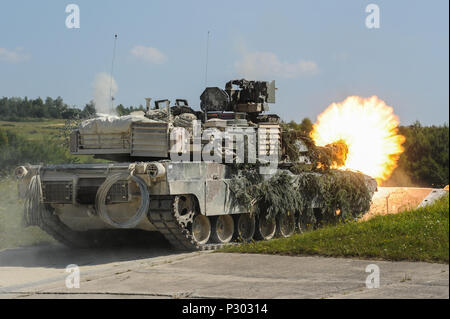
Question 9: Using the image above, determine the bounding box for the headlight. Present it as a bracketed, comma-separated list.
[147, 163, 166, 178]
[14, 166, 28, 179]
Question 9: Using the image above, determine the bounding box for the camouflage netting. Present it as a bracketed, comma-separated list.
[229, 131, 374, 228]
[146, 108, 171, 122]
[282, 130, 348, 172]
[146, 106, 200, 130]
[230, 168, 372, 225]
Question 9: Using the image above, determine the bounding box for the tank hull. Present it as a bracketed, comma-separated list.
[16, 160, 376, 250]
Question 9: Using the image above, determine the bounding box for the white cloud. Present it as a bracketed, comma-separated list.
[235, 51, 318, 79]
[130, 45, 167, 64]
[0, 48, 30, 63]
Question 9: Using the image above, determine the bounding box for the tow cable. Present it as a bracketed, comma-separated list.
[95, 171, 149, 229]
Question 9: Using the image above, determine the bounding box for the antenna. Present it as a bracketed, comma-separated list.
[109, 34, 118, 113]
[205, 31, 210, 88]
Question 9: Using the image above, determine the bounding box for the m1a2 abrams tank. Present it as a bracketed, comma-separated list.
[15, 79, 377, 250]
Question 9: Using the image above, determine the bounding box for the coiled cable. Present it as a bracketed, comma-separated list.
[95, 172, 149, 229]
[24, 173, 43, 226]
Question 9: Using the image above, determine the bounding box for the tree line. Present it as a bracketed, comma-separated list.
[0, 96, 143, 121]
[393, 122, 449, 188]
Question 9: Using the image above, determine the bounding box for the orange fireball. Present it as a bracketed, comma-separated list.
[311, 96, 405, 183]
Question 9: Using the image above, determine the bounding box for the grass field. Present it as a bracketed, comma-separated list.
[221, 195, 449, 263]
[0, 119, 106, 170]
[0, 177, 55, 250]
[0, 119, 66, 142]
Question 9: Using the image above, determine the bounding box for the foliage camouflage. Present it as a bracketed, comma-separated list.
[230, 123, 371, 227]
[230, 165, 372, 227]
[282, 129, 348, 172]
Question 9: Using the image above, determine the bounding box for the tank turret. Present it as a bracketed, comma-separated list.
[201, 79, 276, 122]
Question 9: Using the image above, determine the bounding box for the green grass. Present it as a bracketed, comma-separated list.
[0, 119, 106, 171]
[0, 119, 65, 142]
[0, 177, 55, 250]
[221, 195, 449, 263]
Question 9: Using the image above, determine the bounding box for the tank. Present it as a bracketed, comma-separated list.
[14, 79, 377, 250]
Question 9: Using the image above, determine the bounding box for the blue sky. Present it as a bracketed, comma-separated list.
[0, 0, 448, 125]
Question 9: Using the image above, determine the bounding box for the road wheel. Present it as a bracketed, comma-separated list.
[192, 215, 211, 245]
[235, 214, 256, 242]
[297, 210, 315, 233]
[211, 215, 234, 244]
[174, 195, 195, 229]
[277, 212, 295, 238]
[255, 214, 276, 240]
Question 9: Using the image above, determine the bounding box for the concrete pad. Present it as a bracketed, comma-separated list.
[0, 245, 447, 299]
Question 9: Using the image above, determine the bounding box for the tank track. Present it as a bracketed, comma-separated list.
[39, 197, 236, 251]
[39, 205, 165, 249]
[148, 196, 235, 251]
[39, 206, 91, 248]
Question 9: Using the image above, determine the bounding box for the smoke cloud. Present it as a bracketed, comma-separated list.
[92, 72, 118, 115]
